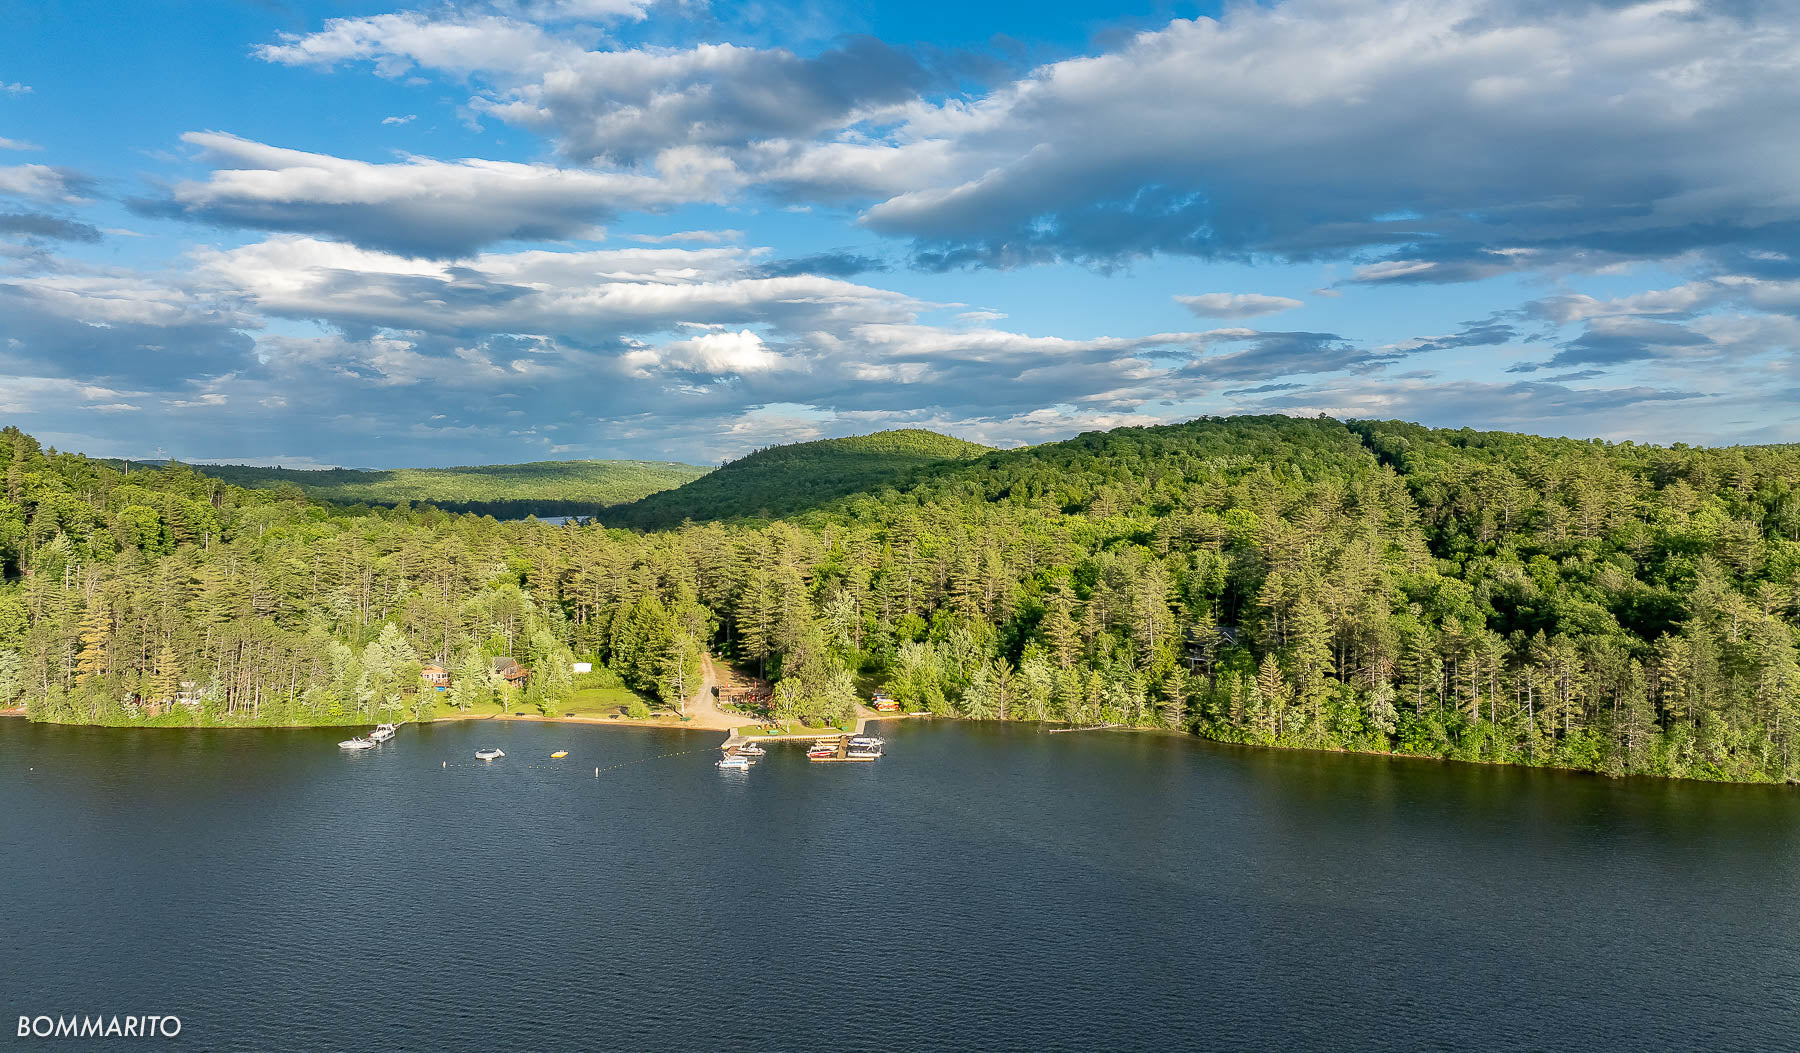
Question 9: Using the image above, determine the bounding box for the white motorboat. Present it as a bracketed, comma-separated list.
[850, 736, 884, 748]
[475, 747, 505, 761]
[847, 747, 883, 759]
[735, 743, 766, 756]
[368, 723, 397, 743]
[717, 755, 751, 770]
[339, 737, 376, 750]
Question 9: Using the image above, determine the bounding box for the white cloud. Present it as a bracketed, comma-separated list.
[838, 0, 1800, 269]
[628, 229, 743, 244]
[247, 0, 1800, 279]
[0, 137, 40, 151]
[0, 376, 140, 415]
[191, 234, 917, 336]
[256, 14, 570, 79]
[625, 329, 789, 376]
[380, 114, 416, 125]
[0, 83, 30, 95]
[501, 0, 653, 20]
[1175, 293, 1303, 319]
[9, 269, 247, 328]
[1528, 274, 1800, 327]
[162, 131, 742, 255]
[0, 163, 89, 202]
[257, 15, 936, 165]
[1533, 283, 1721, 325]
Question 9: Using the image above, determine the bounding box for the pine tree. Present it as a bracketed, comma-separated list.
[150, 643, 179, 703]
[1042, 587, 1081, 669]
[1256, 652, 1293, 739]
[451, 651, 494, 713]
[75, 601, 110, 683]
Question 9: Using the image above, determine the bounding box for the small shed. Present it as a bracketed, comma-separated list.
[572, 662, 593, 674]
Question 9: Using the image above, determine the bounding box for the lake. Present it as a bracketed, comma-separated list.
[3, 716, 1797, 1051]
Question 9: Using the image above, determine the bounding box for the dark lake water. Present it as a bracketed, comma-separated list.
[3, 716, 1799, 1051]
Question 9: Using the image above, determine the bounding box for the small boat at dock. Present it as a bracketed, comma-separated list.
[368, 723, 397, 743]
[718, 755, 752, 770]
[339, 737, 376, 750]
[475, 747, 504, 761]
[736, 743, 766, 756]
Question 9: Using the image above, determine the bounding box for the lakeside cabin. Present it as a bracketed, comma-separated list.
[492, 657, 531, 689]
[174, 681, 206, 710]
[420, 665, 451, 691]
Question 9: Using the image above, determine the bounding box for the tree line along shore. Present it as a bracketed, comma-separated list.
[1, 415, 1798, 783]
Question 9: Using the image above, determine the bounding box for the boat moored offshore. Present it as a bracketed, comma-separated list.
[475, 747, 505, 761]
[339, 737, 376, 751]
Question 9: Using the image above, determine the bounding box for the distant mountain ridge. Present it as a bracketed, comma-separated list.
[186, 458, 707, 517]
[603, 428, 993, 527]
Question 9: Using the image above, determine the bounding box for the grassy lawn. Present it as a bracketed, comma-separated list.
[568, 684, 658, 718]
[739, 718, 857, 736]
[423, 699, 514, 720]
[422, 684, 676, 721]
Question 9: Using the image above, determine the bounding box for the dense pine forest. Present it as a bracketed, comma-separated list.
[3, 415, 1799, 782]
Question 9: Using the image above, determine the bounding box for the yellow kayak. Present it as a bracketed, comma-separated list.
[551, 751, 568, 759]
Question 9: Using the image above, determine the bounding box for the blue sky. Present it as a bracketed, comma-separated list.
[2, 0, 1798, 466]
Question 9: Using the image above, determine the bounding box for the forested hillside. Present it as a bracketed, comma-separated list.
[604, 429, 990, 527]
[3, 416, 1798, 783]
[188, 459, 707, 518]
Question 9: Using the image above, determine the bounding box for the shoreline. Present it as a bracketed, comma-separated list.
[0, 708, 924, 737]
[434, 708, 922, 750]
[425, 709, 740, 732]
[5, 706, 1790, 786]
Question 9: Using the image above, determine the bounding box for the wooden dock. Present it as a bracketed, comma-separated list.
[808, 735, 877, 762]
[718, 715, 876, 752]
